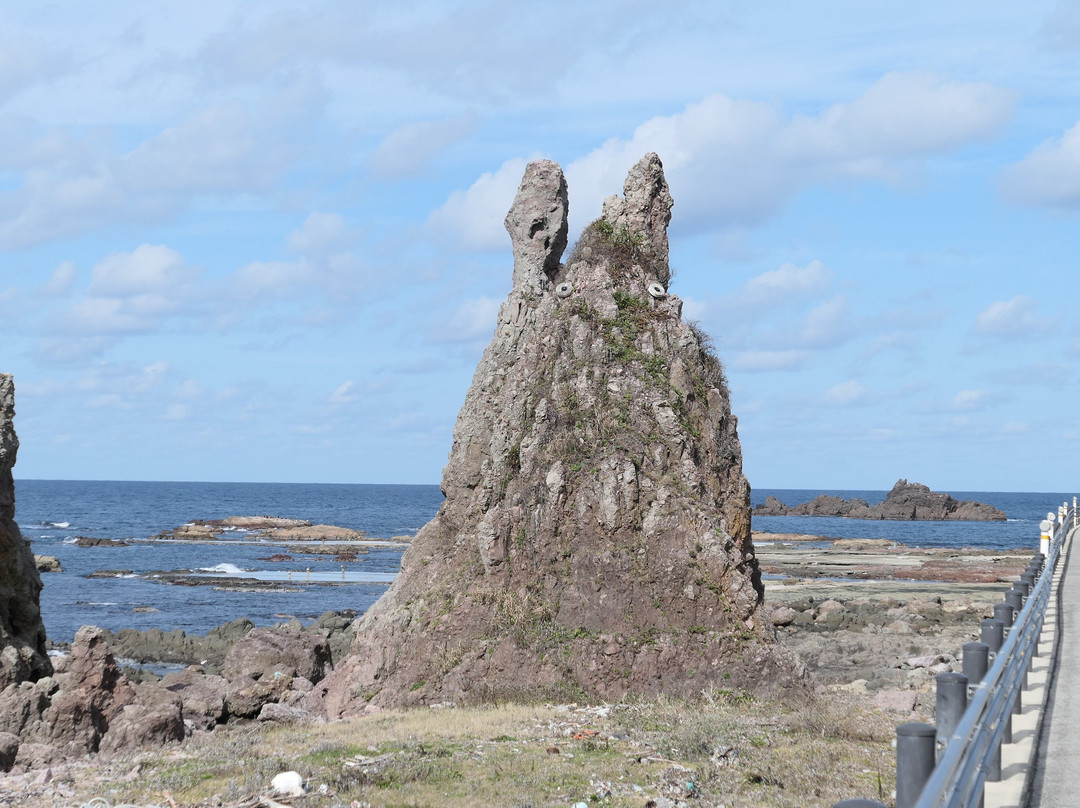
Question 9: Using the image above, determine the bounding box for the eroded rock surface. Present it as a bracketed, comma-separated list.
[314, 154, 795, 715]
[0, 374, 50, 692]
[754, 479, 1006, 521]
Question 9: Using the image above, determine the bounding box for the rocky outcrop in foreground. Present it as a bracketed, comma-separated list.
[0, 374, 50, 691]
[754, 479, 1006, 521]
[0, 615, 349, 768]
[313, 154, 797, 715]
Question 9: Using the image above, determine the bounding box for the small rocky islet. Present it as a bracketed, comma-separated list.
[754, 478, 1007, 521]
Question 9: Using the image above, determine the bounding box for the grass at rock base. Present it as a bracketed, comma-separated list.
[95, 691, 896, 808]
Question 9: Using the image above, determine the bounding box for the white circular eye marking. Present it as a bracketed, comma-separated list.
[647, 282, 666, 298]
[556, 282, 573, 298]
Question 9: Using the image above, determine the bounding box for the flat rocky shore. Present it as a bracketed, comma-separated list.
[2, 532, 1034, 807]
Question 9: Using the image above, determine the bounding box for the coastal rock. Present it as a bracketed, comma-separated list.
[0, 730, 17, 772]
[73, 537, 129, 547]
[754, 479, 1006, 521]
[33, 556, 62, 574]
[314, 154, 796, 715]
[102, 617, 255, 675]
[159, 667, 227, 730]
[154, 517, 366, 542]
[218, 624, 333, 720]
[98, 701, 184, 753]
[222, 625, 332, 685]
[0, 627, 186, 756]
[0, 374, 51, 690]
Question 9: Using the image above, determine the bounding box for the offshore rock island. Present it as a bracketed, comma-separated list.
[754, 478, 1006, 521]
[312, 154, 796, 715]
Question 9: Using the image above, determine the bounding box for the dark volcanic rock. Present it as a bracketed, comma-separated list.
[0, 374, 51, 690]
[73, 536, 130, 547]
[754, 479, 1006, 521]
[312, 154, 796, 716]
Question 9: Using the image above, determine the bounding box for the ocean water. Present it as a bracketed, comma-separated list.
[12, 480, 1073, 643]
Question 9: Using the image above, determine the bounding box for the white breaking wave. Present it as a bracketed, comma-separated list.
[198, 563, 247, 575]
[42, 521, 71, 528]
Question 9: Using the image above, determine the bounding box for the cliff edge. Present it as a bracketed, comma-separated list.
[0, 374, 50, 689]
[314, 155, 796, 714]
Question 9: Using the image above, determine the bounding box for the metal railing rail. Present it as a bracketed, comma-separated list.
[833, 498, 1078, 808]
[914, 502, 1074, 808]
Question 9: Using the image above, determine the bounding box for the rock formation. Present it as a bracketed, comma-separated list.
[0, 374, 50, 691]
[313, 154, 795, 715]
[754, 479, 1007, 521]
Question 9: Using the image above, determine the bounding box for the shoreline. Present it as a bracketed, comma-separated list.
[6, 528, 1036, 806]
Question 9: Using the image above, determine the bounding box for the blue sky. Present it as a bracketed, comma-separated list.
[2, 2, 1079, 492]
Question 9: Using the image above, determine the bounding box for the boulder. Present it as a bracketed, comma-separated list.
[0, 730, 18, 772]
[312, 155, 798, 715]
[222, 625, 332, 684]
[159, 666, 228, 731]
[98, 701, 184, 753]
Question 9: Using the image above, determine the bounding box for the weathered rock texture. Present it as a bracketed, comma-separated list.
[0, 374, 50, 691]
[314, 154, 793, 715]
[755, 479, 1006, 521]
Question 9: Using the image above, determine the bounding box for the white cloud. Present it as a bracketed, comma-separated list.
[0, 33, 68, 102]
[330, 381, 358, 405]
[369, 113, 478, 180]
[42, 261, 77, 296]
[234, 259, 311, 299]
[975, 295, 1053, 338]
[824, 380, 870, 406]
[1000, 120, 1080, 208]
[561, 72, 1014, 235]
[730, 349, 810, 372]
[90, 244, 193, 295]
[739, 261, 832, 306]
[793, 295, 854, 348]
[0, 76, 323, 249]
[426, 156, 533, 251]
[164, 403, 189, 420]
[288, 212, 351, 255]
[439, 296, 502, 343]
[951, 389, 989, 411]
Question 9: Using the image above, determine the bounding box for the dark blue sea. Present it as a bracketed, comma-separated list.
[13, 480, 1073, 643]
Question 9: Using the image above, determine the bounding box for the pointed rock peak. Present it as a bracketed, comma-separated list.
[599, 152, 674, 285]
[504, 159, 569, 290]
[311, 154, 799, 716]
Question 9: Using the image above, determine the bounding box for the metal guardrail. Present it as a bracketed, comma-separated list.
[834, 498, 1078, 808]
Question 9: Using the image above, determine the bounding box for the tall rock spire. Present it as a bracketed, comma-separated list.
[313, 154, 794, 714]
[0, 374, 51, 689]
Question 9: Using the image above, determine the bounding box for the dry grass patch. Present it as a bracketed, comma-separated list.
[84, 691, 897, 808]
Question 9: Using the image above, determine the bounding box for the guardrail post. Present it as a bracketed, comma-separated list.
[980, 618, 1010, 763]
[993, 602, 1014, 629]
[831, 800, 888, 808]
[980, 618, 1004, 656]
[896, 723, 936, 808]
[936, 672, 968, 759]
[963, 641, 989, 687]
[1013, 579, 1030, 600]
[1005, 588, 1024, 617]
